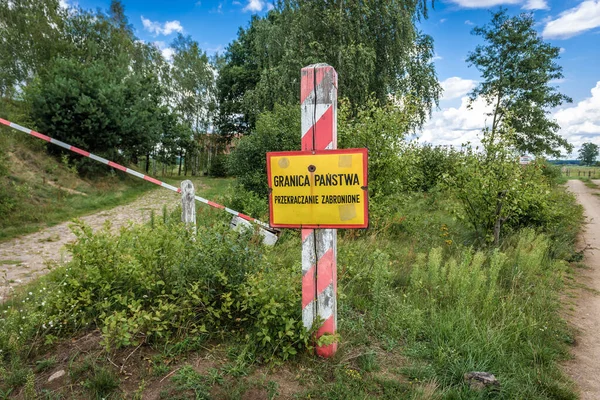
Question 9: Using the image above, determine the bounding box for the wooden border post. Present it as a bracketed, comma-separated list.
[181, 180, 196, 235]
[301, 64, 338, 357]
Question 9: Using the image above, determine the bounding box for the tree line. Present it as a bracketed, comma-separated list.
[1, 1, 574, 182]
[1, 0, 445, 177]
[1, 0, 215, 176]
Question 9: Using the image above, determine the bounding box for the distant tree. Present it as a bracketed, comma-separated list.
[170, 34, 217, 175]
[579, 143, 599, 166]
[28, 56, 168, 174]
[467, 9, 572, 157]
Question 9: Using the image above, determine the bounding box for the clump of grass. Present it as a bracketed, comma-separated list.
[83, 366, 120, 399]
[35, 356, 57, 373]
[170, 365, 211, 400]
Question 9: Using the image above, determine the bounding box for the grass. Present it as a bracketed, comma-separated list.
[0, 259, 22, 265]
[582, 178, 600, 189]
[0, 136, 160, 242]
[0, 176, 584, 399]
[0, 177, 155, 242]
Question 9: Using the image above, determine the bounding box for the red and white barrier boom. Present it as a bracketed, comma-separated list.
[0, 118, 277, 244]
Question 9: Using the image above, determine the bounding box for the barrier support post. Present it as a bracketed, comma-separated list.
[181, 180, 196, 235]
[300, 64, 338, 358]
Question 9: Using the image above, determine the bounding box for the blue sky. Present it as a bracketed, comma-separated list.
[65, 0, 600, 157]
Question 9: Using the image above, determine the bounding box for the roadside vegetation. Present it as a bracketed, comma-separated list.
[0, 1, 586, 399]
[0, 102, 584, 398]
[0, 132, 155, 242]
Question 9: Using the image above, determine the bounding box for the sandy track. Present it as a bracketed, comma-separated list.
[0, 188, 180, 299]
[564, 179, 600, 399]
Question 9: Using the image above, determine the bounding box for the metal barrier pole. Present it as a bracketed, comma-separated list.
[0, 118, 277, 240]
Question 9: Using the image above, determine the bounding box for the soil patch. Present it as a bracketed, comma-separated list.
[0, 188, 180, 300]
[563, 179, 600, 399]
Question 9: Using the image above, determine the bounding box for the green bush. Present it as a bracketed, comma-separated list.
[228, 104, 300, 197]
[209, 154, 229, 177]
[413, 144, 459, 192]
[339, 98, 419, 197]
[0, 218, 309, 363]
[224, 185, 269, 221]
[446, 131, 559, 245]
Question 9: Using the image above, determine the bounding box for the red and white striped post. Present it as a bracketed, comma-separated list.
[300, 64, 337, 357]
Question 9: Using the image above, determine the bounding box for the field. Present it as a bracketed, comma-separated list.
[560, 165, 600, 179]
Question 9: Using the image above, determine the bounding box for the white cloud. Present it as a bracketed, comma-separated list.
[522, 0, 548, 10]
[153, 41, 175, 61]
[440, 77, 477, 101]
[59, 0, 69, 9]
[450, 0, 547, 9]
[464, 20, 474, 25]
[243, 0, 270, 12]
[449, 0, 521, 8]
[419, 96, 494, 148]
[440, 18, 447, 23]
[554, 81, 600, 152]
[162, 21, 183, 35]
[141, 16, 183, 36]
[161, 48, 175, 61]
[420, 81, 600, 156]
[543, 1, 600, 39]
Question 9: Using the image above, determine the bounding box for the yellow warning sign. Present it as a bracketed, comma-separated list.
[267, 149, 368, 228]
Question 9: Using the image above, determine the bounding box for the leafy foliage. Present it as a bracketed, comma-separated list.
[467, 9, 572, 157]
[28, 58, 164, 173]
[339, 98, 419, 198]
[228, 104, 300, 197]
[578, 142, 599, 166]
[216, 0, 441, 135]
[446, 128, 567, 245]
[0, 217, 309, 363]
[0, 0, 67, 98]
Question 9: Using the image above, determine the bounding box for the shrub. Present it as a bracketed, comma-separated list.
[413, 144, 459, 192]
[208, 154, 229, 177]
[445, 130, 557, 245]
[228, 104, 299, 197]
[224, 186, 268, 221]
[0, 218, 309, 363]
[339, 98, 419, 197]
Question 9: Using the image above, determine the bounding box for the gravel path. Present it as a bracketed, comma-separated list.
[564, 179, 600, 399]
[0, 188, 180, 299]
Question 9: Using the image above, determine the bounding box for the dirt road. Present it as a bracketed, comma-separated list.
[564, 179, 600, 399]
[0, 188, 180, 300]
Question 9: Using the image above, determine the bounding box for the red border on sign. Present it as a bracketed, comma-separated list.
[266, 148, 369, 229]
